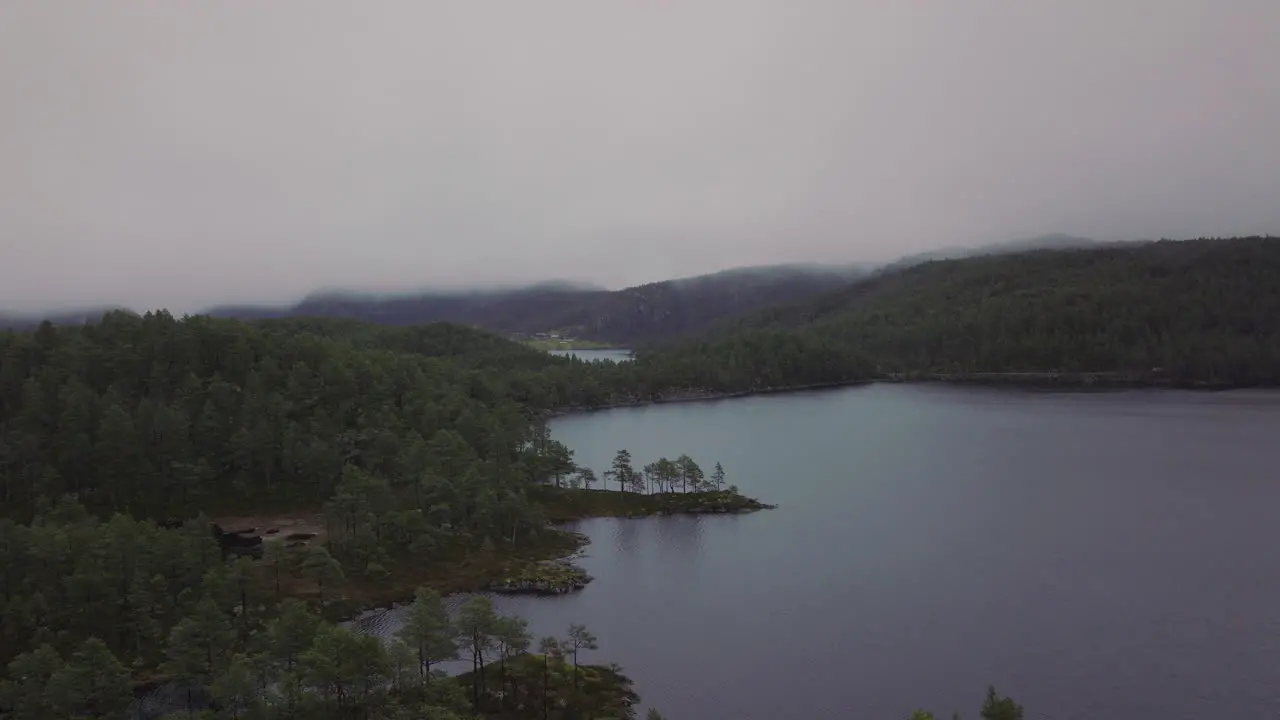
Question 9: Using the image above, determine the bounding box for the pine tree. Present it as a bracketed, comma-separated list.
[712, 462, 727, 491]
[456, 596, 499, 704]
[563, 623, 598, 689]
[606, 449, 636, 493]
[163, 597, 234, 710]
[300, 546, 344, 604]
[676, 454, 704, 492]
[494, 614, 531, 708]
[980, 685, 1024, 720]
[265, 599, 319, 673]
[49, 637, 133, 720]
[397, 586, 457, 682]
[0, 644, 63, 720]
[537, 637, 560, 720]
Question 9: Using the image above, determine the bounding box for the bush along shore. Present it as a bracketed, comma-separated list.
[488, 559, 594, 595]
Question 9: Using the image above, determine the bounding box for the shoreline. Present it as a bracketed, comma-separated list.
[895, 371, 1253, 389]
[549, 372, 1270, 418]
[306, 371, 1264, 618]
[330, 371, 1255, 614]
[545, 379, 873, 417]
[328, 488, 775, 616]
[524, 339, 623, 351]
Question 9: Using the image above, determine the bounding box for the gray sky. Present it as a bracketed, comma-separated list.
[2, 1, 1278, 314]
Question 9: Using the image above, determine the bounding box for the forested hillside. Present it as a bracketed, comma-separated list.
[641, 236, 1280, 388]
[0, 312, 727, 719]
[204, 264, 867, 345]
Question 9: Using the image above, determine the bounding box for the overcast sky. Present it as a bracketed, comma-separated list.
[2, 1, 1278, 313]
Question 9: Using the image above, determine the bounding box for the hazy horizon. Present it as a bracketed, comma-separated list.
[0, 231, 1096, 317]
[3, 2, 1279, 314]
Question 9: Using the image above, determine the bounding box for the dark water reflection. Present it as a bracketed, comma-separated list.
[365, 385, 1280, 719]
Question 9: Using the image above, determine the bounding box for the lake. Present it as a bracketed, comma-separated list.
[354, 383, 1280, 718]
[528, 384, 1280, 719]
[548, 348, 633, 362]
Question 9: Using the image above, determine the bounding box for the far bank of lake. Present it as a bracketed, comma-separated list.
[548, 347, 634, 362]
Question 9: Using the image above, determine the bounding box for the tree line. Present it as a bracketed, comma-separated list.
[0, 312, 615, 717]
[597, 450, 728, 495]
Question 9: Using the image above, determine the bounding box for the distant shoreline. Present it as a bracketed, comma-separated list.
[549, 372, 1265, 417]
[524, 339, 623, 352]
[544, 380, 871, 417]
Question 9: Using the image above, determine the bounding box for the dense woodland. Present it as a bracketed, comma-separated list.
[641, 236, 1280, 388]
[0, 312, 674, 718]
[0, 309, 857, 718]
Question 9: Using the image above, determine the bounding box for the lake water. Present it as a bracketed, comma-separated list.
[548, 348, 633, 362]
[514, 384, 1280, 719]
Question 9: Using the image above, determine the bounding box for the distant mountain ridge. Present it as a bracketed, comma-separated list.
[0, 307, 132, 332]
[874, 233, 1099, 274]
[206, 263, 870, 345]
[650, 235, 1280, 388]
[0, 235, 1099, 340]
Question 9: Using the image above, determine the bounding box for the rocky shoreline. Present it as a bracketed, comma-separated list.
[637, 491, 776, 517]
[487, 559, 594, 596]
[534, 486, 776, 523]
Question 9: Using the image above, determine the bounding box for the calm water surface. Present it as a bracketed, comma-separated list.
[367, 384, 1280, 719]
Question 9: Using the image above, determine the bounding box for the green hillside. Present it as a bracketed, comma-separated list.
[0, 312, 760, 718]
[639, 236, 1280, 388]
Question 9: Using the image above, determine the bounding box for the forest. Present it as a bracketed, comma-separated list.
[0, 312, 642, 718]
[0, 309, 847, 718]
[639, 236, 1280, 388]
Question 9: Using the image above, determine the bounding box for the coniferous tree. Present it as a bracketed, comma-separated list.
[711, 462, 727, 491]
[563, 624, 598, 689]
[456, 596, 499, 705]
[606, 449, 636, 493]
[397, 587, 457, 683]
[980, 685, 1024, 720]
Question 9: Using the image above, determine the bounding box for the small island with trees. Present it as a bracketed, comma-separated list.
[534, 451, 774, 523]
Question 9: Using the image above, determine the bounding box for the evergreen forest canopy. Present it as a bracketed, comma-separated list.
[0, 311, 746, 718]
[0, 309, 892, 718]
[637, 236, 1280, 389]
